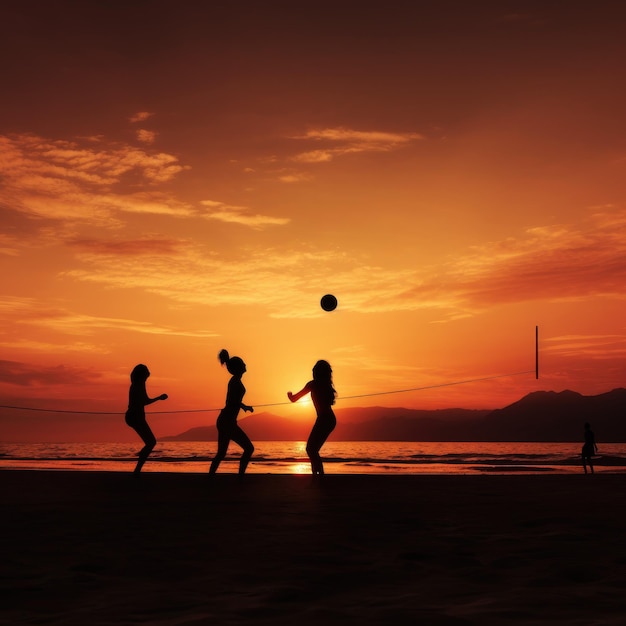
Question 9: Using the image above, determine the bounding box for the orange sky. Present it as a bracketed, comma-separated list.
[1, 1, 625, 441]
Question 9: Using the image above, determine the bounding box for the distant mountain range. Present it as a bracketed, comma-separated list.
[162, 388, 626, 443]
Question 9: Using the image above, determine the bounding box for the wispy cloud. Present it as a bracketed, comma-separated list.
[61, 241, 420, 317]
[1, 134, 184, 185]
[376, 207, 626, 320]
[0, 133, 191, 225]
[0, 298, 219, 339]
[31, 313, 219, 338]
[129, 111, 154, 123]
[200, 200, 290, 229]
[136, 129, 157, 144]
[93, 192, 194, 217]
[444, 208, 626, 306]
[56, 207, 626, 319]
[67, 237, 184, 256]
[0, 359, 101, 387]
[291, 127, 423, 163]
[300, 128, 423, 143]
[0, 338, 105, 354]
[278, 172, 312, 184]
[543, 334, 626, 359]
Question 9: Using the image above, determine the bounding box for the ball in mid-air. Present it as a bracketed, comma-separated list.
[320, 294, 338, 312]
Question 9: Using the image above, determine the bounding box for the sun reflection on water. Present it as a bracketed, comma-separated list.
[288, 462, 311, 474]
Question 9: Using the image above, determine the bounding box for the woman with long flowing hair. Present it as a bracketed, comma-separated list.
[288, 360, 337, 476]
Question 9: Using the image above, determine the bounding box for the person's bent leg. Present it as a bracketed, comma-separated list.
[231, 426, 254, 475]
[307, 424, 332, 475]
[210, 430, 230, 474]
[133, 422, 156, 473]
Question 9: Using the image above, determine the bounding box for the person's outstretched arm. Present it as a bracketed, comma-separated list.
[131, 384, 168, 408]
[145, 393, 168, 406]
[288, 382, 312, 403]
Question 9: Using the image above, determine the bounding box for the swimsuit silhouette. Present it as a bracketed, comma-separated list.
[125, 364, 168, 473]
[288, 360, 337, 476]
[209, 349, 255, 475]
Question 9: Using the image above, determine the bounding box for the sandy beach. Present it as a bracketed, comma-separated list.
[2, 471, 626, 625]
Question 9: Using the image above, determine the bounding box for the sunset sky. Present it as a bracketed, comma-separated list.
[1, 1, 625, 441]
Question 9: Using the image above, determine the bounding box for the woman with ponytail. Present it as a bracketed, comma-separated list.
[209, 349, 255, 475]
[287, 360, 337, 476]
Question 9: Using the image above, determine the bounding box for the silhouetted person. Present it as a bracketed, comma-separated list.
[209, 349, 255, 475]
[125, 364, 168, 473]
[288, 360, 337, 477]
[582, 422, 598, 474]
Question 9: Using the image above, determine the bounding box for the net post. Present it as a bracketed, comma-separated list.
[535, 325, 539, 379]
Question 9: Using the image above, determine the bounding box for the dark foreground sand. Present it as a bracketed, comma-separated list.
[2, 471, 626, 625]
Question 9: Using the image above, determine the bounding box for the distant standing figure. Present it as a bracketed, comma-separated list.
[288, 360, 337, 477]
[209, 349, 255, 475]
[125, 364, 168, 473]
[582, 422, 598, 474]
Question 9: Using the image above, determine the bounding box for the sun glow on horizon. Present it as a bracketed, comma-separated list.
[291, 395, 313, 411]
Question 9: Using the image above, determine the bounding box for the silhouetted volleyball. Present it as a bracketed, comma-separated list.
[320, 294, 338, 311]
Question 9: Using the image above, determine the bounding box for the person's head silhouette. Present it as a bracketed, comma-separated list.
[130, 364, 150, 384]
[218, 349, 246, 377]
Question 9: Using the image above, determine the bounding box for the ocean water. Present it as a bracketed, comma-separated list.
[1, 441, 626, 474]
